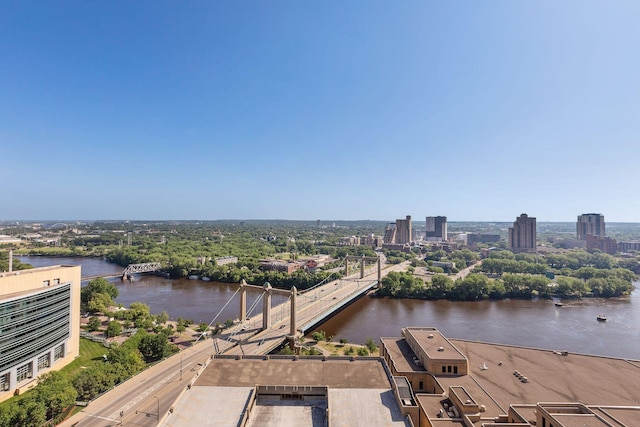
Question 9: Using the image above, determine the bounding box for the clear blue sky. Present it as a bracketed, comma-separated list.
[1, 1, 639, 222]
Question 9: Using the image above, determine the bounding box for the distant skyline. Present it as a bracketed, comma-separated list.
[2, 2, 640, 222]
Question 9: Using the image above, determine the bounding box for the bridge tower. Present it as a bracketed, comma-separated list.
[290, 286, 297, 337]
[239, 279, 248, 322]
[343, 255, 381, 281]
[262, 282, 272, 330]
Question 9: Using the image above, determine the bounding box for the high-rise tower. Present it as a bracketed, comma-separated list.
[426, 216, 447, 241]
[395, 215, 412, 245]
[508, 213, 537, 253]
[577, 214, 605, 240]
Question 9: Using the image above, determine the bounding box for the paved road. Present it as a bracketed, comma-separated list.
[60, 339, 213, 427]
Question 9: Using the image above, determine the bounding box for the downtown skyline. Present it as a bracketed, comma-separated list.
[2, 2, 640, 222]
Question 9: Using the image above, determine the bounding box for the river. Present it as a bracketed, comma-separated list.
[18, 256, 640, 360]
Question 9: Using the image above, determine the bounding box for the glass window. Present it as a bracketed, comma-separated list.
[38, 354, 50, 370]
[16, 363, 32, 382]
[0, 372, 9, 391]
[54, 344, 65, 360]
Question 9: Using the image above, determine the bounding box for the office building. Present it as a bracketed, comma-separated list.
[577, 213, 605, 240]
[0, 265, 81, 402]
[508, 213, 537, 253]
[425, 216, 447, 241]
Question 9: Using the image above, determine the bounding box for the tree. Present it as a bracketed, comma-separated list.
[311, 331, 327, 341]
[427, 275, 453, 299]
[357, 347, 369, 356]
[87, 292, 113, 313]
[87, 316, 101, 332]
[33, 371, 77, 421]
[107, 343, 145, 374]
[156, 311, 169, 325]
[138, 333, 171, 361]
[12, 398, 47, 427]
[106, 321, 122, 338]
[81, 277, 118, 305]
[364, 338, 378, 354]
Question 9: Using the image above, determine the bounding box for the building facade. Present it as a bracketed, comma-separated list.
[508, 214, 537, 253]
[425, 216, 447, 241]
[586, 235, 617, 255]
[577, 213, 605, 240]
[0, 265, 81, 402]
[395, 215, 413, 245]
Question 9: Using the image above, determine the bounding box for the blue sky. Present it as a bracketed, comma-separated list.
[1, 1, 639, 222]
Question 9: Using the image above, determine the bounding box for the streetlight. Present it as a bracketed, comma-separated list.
[154, 396, 160, 420]
[180, 353, 183, 381]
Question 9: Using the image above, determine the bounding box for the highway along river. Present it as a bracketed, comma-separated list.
[19, 256, 640, 360]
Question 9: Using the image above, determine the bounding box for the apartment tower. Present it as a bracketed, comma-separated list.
[577, 213, 605, 240]
[508, 213, 537, 253]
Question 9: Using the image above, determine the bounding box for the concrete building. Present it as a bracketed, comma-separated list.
[425, 216, 447, 241]
[396, 215, 413, 245]
[577, 213, 605, 240]
[508, 214, 537, 254]
[383, 223, 397, 245]
[0, 265, 81, 402]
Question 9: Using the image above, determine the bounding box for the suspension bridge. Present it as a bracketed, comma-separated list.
[207, 255, 407, 356]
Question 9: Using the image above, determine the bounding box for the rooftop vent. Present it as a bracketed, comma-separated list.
[437, 346, 444, 352]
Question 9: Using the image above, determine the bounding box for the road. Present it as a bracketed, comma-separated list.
[60, 339, 213, 427]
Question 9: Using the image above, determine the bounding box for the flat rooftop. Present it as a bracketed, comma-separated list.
[163, 357, 410, 427]
[405, 327, 466, 362]
[447, 340, 640, 408]
[380, 337, 427, 373]
[195, 357, 391, 388]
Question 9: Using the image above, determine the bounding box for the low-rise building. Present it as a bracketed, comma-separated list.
[586, 235, 617, 255]
[258, 260, 303, 274]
